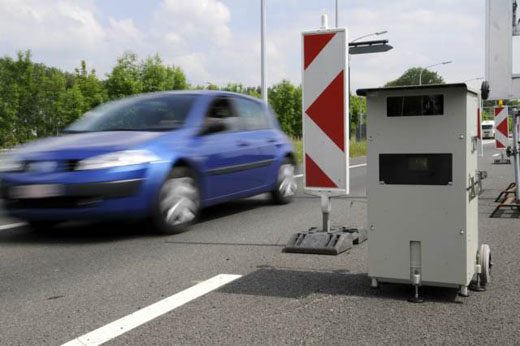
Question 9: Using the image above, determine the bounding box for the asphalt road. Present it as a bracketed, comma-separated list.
[1, 144, 519, 346]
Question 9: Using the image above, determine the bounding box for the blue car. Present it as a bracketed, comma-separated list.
[0, 91, 297, 234]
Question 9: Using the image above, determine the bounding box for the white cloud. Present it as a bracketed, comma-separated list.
[0, 0, 493, 90]
[0, 0, 105, 58]
[154, 0, 231, 46]
[107, 17, 143, 43]
[174, 53, 211, 84]
[148, 0, 289, 87]
[239, 0, 486, 90]
[347, 5, 483, 89]
[0, 0, 148, 76]
[165, 32, 184, 46]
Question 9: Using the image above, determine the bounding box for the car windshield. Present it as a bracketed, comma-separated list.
[65, 94, 197, 133]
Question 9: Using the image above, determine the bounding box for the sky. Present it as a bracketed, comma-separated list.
[0, 0, 518, 91]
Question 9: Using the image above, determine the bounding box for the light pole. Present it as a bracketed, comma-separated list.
[464, 77, 484, 83]
[349, 30, 388, 140]
[335, 0, 338, 28]
[260, 0, 267, 103]
[351, 30, 388, 43]
[419, 61, 452, 85]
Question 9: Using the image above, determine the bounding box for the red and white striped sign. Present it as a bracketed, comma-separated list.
[494, 106, 509, 149]
[302, 28, 349, 193]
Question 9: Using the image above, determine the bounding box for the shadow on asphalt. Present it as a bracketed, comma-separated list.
[0, 220, 151, 244]
[197, 196, 272, 224]
[0, 196, 276, 244]
[165, 240, 284, 247]
[488, 209, 520, 218]
[218, 267, 462, 304]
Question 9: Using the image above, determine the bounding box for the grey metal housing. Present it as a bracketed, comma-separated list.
[358, 84, 480, 289]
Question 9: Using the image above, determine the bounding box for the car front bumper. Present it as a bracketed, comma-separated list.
[0, 162, 170, 221]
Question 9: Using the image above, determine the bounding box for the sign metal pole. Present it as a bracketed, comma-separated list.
[260, 0, 267, 103]
[479, 99, 484, 157]
[335, 0, 338, 28]
[513, 109, 520, 200]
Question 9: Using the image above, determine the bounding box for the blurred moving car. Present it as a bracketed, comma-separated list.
[482, 120, 495, 139]
[0, 91, 297, 234]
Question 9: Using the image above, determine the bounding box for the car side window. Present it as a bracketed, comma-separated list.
[233, 97, 270, 131]
[205, 97, 239, 132]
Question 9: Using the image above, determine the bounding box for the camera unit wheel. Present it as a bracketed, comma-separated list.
[479, 244, 492, 286]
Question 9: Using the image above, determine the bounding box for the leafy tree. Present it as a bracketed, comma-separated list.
[58, 83, 84, 132]
[245, 86, 261, 98]
[205, 82, 220, 90]
[74, 61, 106, 113]
[11, 51, 38, 143]
[0, 55, 19, 147]
[0, 49, 315, 148]
[105, 52, 143, 99]
[385, 67, 444, 87]
[350, 94, 367, 132]
[140, 55, 170, 93]
[268, 80, 302, 138]
[0, 51, 100, 146]
[170, 66, 188, 90]
[34, 67, 68, 137]
[140, 55, 188, 92]
[221, 83, 245, 93]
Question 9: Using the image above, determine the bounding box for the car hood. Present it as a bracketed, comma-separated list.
[14, 131, 167, 159]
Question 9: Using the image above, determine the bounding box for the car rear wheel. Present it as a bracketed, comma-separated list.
[271, 158, 297, 204]
[152, 167, 200, 235]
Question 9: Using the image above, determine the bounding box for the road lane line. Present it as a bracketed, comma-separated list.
[61, 274, 241, 346]
[294, 163, 366, 179]
[0, 222, 26, 231]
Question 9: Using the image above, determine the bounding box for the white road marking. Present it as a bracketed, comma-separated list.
[349, 163, 367, 169]
[0, 222, 26, 231]
[61, 274, 242, 346]
[294, 163, 366, 179]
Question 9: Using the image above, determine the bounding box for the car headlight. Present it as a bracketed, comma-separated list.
[75, 150, 160, 171]
[0, 154, 24, 173]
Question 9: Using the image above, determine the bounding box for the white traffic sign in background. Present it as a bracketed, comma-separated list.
[302, 28, 349, 193]
[485, 0, 520, 100]
[494, 106, 509, 149]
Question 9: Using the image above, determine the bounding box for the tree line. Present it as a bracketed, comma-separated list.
[0, 50, 368, 148]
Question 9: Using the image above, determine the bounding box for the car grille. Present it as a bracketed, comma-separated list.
[5, 197, 102, 209]
[1, 179, 142, 209]
[64, 160, 79, 171]
[20, 160, 79, 173]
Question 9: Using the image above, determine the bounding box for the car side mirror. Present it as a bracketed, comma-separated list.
[200, 120, 227, 136]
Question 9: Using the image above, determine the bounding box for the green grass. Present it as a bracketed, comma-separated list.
[292, 138, 304, 164]
[349, 139, 367, 158]
[291, 138, 366, 164]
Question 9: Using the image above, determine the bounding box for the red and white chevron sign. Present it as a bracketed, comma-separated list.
[494, 106, 509, 149]
[302, 28, 349, 193]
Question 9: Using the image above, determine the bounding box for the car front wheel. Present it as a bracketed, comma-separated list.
[152, 167, 200, 235]
[271, 158, 297, 204]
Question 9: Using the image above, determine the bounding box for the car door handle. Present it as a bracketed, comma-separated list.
[236, 141, 250, 147]
[266, 138, 277, 143]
